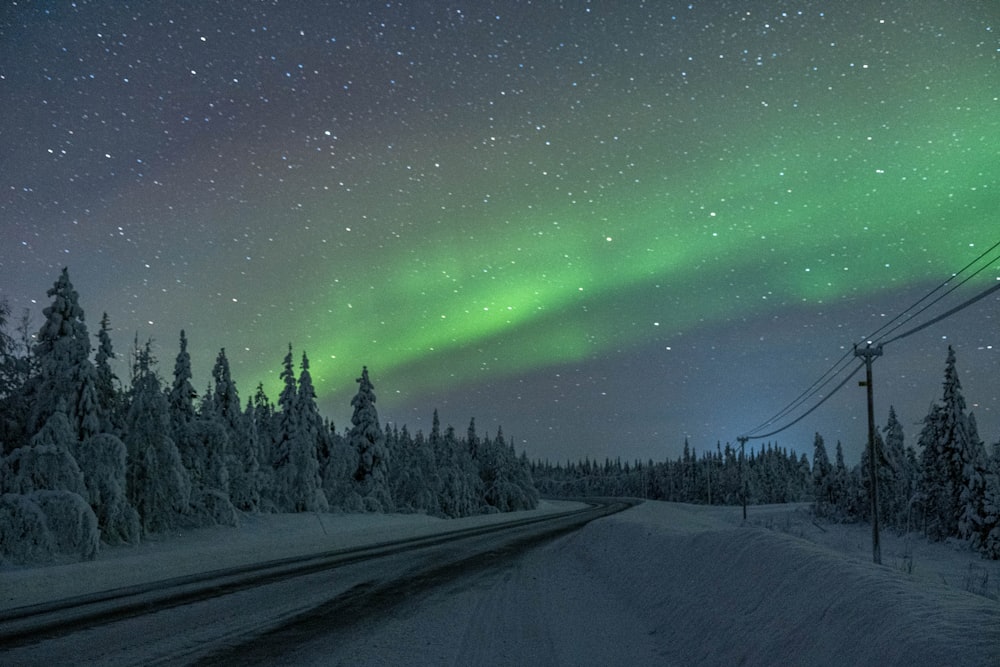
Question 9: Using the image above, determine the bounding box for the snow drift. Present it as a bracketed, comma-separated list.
[567, 502, 1000, 665]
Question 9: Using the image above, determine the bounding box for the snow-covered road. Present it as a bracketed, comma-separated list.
[265, 501, 1000, 666]
[3, 500, 998, 666]
[1, 500, 623, 665]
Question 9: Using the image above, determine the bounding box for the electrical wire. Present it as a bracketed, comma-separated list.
[865, 239, 1000, 346]
[737, 238, 999, 442]
[743, 361, 865, 441]
[880, 278, 1000, 346]
[743, 349, 855, 438]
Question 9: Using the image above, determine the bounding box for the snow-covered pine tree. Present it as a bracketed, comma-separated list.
[960, 412, 989, 548]
[0, 409, 101, 561]
[211, 348, 260, 512]
[168, 331, 198, 444]
[272, 344, 299, 511]
[123, 342, 191, 534]
[349, 366, 391, 512]
[919, 347, 988, 542]
[93, 313, 122, 435]
[250, 383, 278, 509]
[979, 440, 1000, 559]
[77, 432, 140, 544]
[232, 397, 263, 512]
[288, 351, 328, 512]
[29, 268, 103, 443]
[811, 432, 832, 517]
[0, 298, 33, 454]
[831, 441, 851, 519]
[2, 410, 86, 498]
[881, 406, 915, 529]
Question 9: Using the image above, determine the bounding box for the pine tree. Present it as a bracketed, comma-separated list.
[811, 432, 832, 516]
[93, 313, 122, 435]
[29, 268, 102, 443]
[272, 344, 299, 510]
[0, 410, 102, 561]
[349, 366, 392, 511]
[123, 342, 191, 534]
[881, 406, 915, 529]
[288, 351, 328, 512]
[831, 441, 851, 518]
[168, 331, 197, 441]
[0, 299, 33, 454]
[77, 432, 141, 544]
[919, 347, 988, 541]
[211, 348, 259, 511]
[250, 383, 278, 509]
[979, 440, 1000, 559]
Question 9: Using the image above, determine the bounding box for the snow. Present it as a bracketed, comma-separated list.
[0, 500, 581, 611]
[3, 501, 998, 665]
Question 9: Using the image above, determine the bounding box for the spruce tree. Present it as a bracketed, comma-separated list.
[349, 366, 391, 511]
[919, 347, 988, 541]
[811, 432, 832, 516]
[288, 351, 328, 512]
[30, 268, 102, 442]
[979, 441, 1000, 558]
[882, 406, 914, 529]
[124, 342, 191, 534]
[272, 344, 298, 510]
[94, 313, 122, 435]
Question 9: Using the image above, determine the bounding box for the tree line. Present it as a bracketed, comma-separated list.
[533, 440, 812, 506]
[0, 269, 537, 564]
[534, 346, 1000, 560]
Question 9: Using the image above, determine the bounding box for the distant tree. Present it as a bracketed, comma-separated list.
[811, 432, 833, 516]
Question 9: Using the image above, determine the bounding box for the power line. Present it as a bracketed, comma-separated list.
[737, 238, 999, 442]
[743, 350, 855, 438]
[880, 278, 1000, 347]
[743, 362, 865, 440]
[865, 239, 1000, 345]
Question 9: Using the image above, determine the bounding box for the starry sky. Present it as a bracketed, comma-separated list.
[2, 1, 998, 465]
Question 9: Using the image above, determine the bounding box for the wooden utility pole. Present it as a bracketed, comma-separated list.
[737, 436, 749, 521]
[855, 343, 883, 565]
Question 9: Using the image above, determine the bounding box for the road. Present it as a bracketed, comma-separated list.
[0, 500, 630, 666]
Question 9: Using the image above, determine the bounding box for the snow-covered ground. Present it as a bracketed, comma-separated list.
[0, 500, 582, 611]
[3, 500, 998, 666]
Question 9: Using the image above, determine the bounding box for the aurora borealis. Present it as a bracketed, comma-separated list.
[2, 1, 997, 464]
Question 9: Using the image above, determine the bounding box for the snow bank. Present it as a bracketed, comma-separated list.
[0, 491, 99, 565]
[0, 500, 583, 611]
[573, 502, 1000, 666]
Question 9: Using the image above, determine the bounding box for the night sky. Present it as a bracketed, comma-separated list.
[2, 1, 997, 465]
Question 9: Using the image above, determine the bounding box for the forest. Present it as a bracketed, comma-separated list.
[0, 269, 538, 564]
[532, 346, 1000, 560]
[2, 268, 997, 565]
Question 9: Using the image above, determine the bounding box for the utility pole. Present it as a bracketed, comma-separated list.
[737, 436, 749, 522]
[854, 342, 883, 565]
